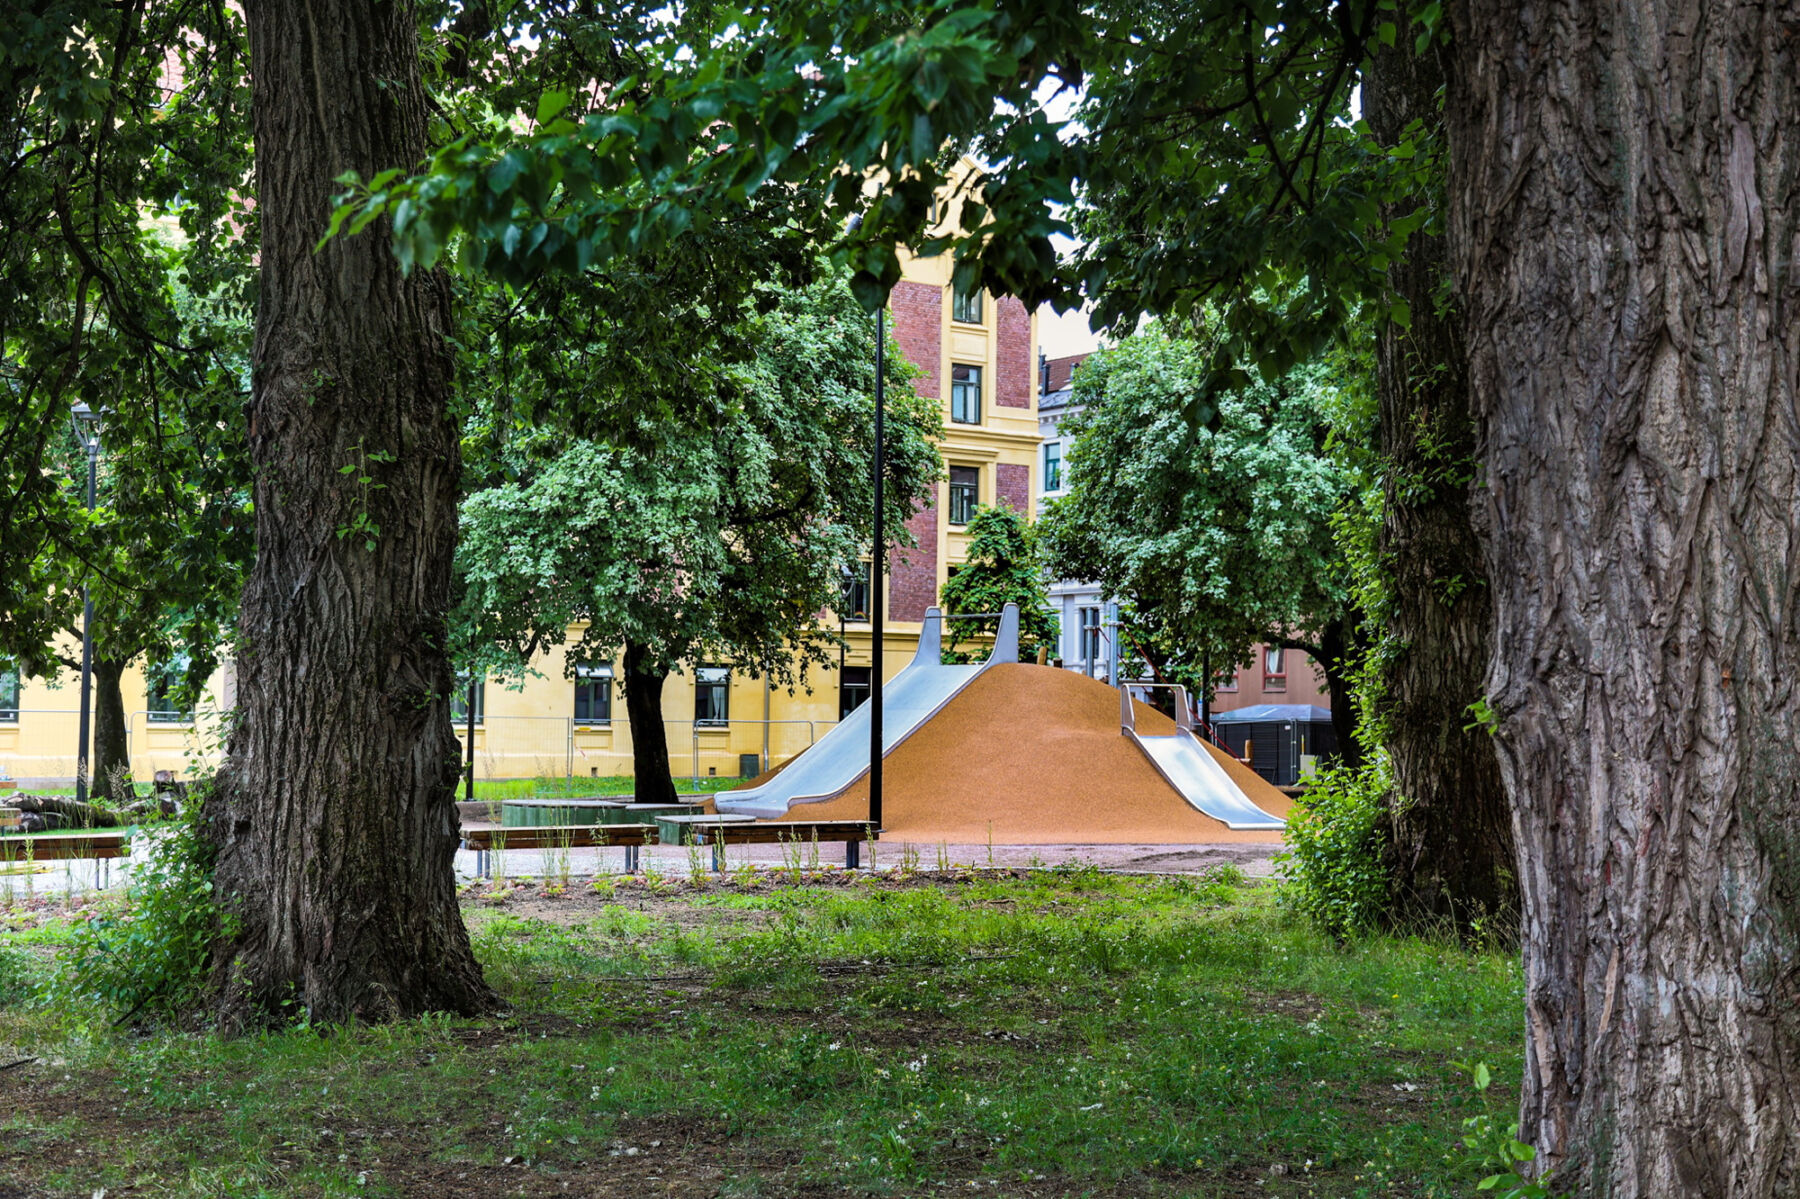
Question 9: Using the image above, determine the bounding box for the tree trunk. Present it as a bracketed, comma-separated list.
[1303, 616, 1366, 771]
[89, 657, 130, 803]
[1448, 2, 1800, 1191]
[203, 0, 496, 1028]
[1365, 28, 1518, 939]
[624, 641, 679, 806]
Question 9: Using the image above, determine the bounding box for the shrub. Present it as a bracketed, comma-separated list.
[1275, 759, 1388, 940]
[51, 791, 232, 1020]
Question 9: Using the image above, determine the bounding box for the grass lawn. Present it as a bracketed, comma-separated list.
[0, 868, 1523, 1198]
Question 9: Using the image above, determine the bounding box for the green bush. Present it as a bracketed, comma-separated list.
[51, 792, 232, 1019]
[1275, 759, 1388, 940]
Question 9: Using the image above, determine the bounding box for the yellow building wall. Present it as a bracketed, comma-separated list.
[0, 658, 232, 786]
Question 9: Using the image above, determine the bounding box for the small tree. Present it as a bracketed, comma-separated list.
[937, 503, 1057, 663]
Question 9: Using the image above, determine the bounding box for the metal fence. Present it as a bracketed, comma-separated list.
[0, 707, 836, 788]
[457, 716, 837, 786]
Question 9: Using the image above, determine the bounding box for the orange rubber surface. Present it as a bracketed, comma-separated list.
[745, 664, 1289, 845]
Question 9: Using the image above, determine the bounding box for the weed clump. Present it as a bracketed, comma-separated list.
[50, 791, 233, 1020]
[1275, 761, 1388, 941]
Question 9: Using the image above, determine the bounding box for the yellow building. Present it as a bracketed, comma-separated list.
[0, 659, 231, 788]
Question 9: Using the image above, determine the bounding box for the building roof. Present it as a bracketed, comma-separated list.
[1042, 352, 1091, 394]
[1208, 704, 1332, 724]
[1038, 385, 1076, 413]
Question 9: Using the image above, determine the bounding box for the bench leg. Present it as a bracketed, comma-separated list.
[847, 840, 860, 870]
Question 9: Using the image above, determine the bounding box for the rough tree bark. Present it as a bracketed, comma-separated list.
[204, 0, 496, 1027]
[1448, 2, 1800, 1191]
[1365, 26, 1518, 937]
[89, 657, 130, 803]
[623, 640, 680, 806]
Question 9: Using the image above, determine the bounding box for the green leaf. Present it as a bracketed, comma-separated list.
[535, 89, 572, 126]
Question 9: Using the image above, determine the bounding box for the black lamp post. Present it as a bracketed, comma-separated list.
[71, 402, 100, 805]
[870, 303, 885, 835]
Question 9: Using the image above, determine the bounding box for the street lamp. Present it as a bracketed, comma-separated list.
[71, 402, 100, 806]
[870, 301, 886, 835]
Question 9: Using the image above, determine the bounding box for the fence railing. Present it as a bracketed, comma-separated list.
[0, 707, 839, 788]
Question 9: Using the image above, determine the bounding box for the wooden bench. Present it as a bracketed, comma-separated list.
[656, 816, 872, 871]
[460, 823, 657, 878]
[0, 832, 130, 886]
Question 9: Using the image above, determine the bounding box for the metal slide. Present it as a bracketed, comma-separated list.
[715, 604, 1020, 820]
[1120, 685, 1287, 831]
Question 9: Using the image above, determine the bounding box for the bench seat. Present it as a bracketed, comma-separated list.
[460, 822, 657, 877]
[0, 832, 129, 861]
[656, 818, 872, 869]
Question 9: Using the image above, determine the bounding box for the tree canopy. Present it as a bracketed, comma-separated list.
[937, 502, 1057, 663]
[455, 265, 941, 799]
[1039, 328, 1360, 751]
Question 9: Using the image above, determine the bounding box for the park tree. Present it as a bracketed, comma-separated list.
[0, 0, 256, 805]
[936, 503, 1056, 662]
[455, 268, 940, 804]
[200, 0, 499, 1027]
[1445, 1, 1800, 1188]
[1039, 329, 1363, 763]
[24, 378, 252, 804]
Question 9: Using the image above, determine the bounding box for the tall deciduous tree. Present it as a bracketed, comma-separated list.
[1361, 21, 1514, 934]
[1039, 329, 1363, 762]
[0, 0, 256, 797]
[203, 0, 496, 1027]
[1448, 2, 1799, 1188]
[455, 269, 940, 804]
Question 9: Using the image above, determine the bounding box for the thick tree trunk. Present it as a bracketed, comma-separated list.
[89, 657, 130, 803]
[204, 0, 495, 1027]
[624, 641, 679, 806]
[1301, 616, 1365, 771]
[1448, 3, 1800, 1191]
[1365, 30, 1518, 939]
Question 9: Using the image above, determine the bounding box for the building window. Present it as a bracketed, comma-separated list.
[146, 655, 194, 724]
[1078, 606, 1103, 671]
[0, 663, 17, 722]
[1215, 668, 1239, 693]
[839, 666, 871, 720]
[450, 673, 485, 725]
[1263, 646, 1287, 691]
[951, 280, 983, 324]
[1043, 441, 1062, 492]
[574, 663, 613, 724]
[695, 666, 730, 726]
[950, 363, 982, 425]
[948, 466, 980, 525]
[839, 561, 871, 622]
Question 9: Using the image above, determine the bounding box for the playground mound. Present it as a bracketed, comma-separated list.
[750, 663, 1290, 845]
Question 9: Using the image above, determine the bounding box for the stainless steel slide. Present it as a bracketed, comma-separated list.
[716, 605, 1019, 820]
[1120, 685, 1287, 831]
